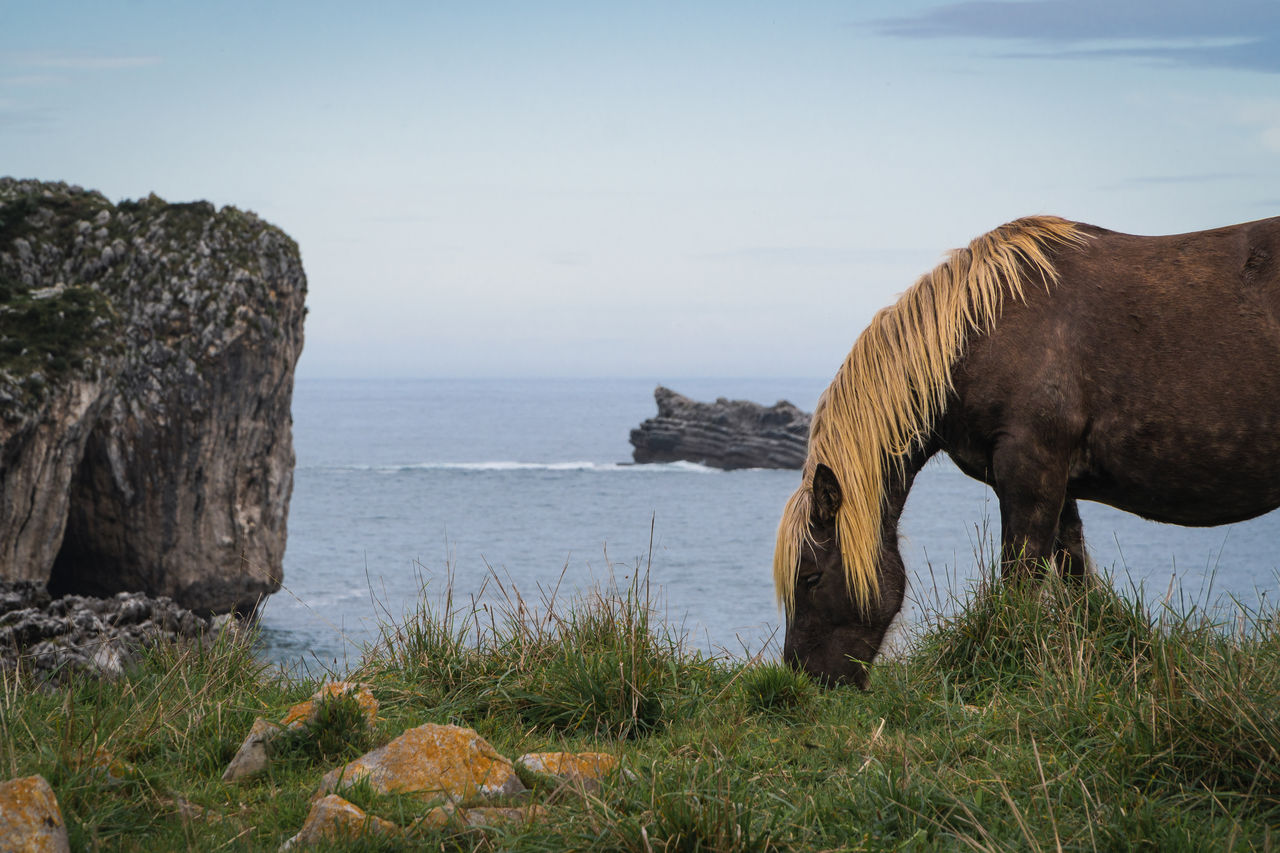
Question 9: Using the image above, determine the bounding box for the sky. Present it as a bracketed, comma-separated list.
[4, 1, 1279, 379]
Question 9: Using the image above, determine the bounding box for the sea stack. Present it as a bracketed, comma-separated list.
[629, 386, 810, 470]
[0, 179, 306, 614]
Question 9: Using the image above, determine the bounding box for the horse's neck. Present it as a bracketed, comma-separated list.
[881, 442, 937, 542]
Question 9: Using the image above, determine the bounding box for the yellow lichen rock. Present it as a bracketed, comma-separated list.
[0, 775, 70, 853]
[224, 681, 379, 784]
[278, 794, 400, 850]
[404, 803, 546, 835]
[461, 805, 547, 828]
[316, 723, 525, 803]
[405, 804, 458, 833]
[280, 681, 378, 730]
[517, 751, 618, 782]
[88, 746, 136, 786]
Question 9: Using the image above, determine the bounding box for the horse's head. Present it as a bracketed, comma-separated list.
[781, 463, 905, 689]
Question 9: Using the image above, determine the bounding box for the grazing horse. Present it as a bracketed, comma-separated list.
[775, 215, 1280, 688]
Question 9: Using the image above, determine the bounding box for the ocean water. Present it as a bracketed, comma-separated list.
[258, 378, 1280, 671]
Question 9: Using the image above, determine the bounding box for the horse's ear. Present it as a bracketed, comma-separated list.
[812, 464, 842, 524]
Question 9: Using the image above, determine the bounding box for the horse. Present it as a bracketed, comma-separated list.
[775, 214, 1280, 688]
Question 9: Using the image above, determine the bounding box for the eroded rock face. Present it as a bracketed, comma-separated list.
[629, 386, 810, 470]
[0, 179, 306, 613]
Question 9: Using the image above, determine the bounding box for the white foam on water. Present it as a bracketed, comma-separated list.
[308, 460, 725, 474]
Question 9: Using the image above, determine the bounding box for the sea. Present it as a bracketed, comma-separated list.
[257, 378, 1280, 672]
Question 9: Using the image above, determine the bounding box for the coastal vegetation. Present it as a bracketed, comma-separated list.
[2, 566, 1277, 850]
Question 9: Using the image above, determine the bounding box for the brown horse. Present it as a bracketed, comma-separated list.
[775, 215, 1280, 688]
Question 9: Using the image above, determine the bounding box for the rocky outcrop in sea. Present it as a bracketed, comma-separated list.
[629, 386, 810, 470]
[0, 179, 306, 614]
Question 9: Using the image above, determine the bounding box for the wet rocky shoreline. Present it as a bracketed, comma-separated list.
[0, 580, 237, 682]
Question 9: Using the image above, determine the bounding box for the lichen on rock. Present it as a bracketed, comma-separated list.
[315, 723, 526, 804]
[223, 682, 380, 783]
[279, 794, 401, 850]
[0, 774, 71, 853]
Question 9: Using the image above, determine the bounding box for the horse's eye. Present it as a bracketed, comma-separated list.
[803, 572, 821, 589]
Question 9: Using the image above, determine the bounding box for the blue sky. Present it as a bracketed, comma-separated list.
[4, 1, 1279, 378]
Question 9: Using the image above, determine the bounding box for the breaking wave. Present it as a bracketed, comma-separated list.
[306, 460, 724, 474]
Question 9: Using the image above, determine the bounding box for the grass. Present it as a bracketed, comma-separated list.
[3, 563, 1278, 851]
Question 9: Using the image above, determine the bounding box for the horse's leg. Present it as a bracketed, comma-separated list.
[1053, 498, 1091, 583]
[993, 436, 1068, 581]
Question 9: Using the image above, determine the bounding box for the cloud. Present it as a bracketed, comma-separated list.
[0, 53, 162, 133]
[873, 0, 1280, 74]
[1111, 173, 1249, 187]
[0, 102, 56, 132]
[0, 74, 61, 86]
[10, 53, 162, 71]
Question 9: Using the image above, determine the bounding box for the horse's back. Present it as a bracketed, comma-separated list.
[945, 215, 1280, 525]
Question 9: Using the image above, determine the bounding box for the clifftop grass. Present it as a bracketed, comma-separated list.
[3, 567, 1278, 851]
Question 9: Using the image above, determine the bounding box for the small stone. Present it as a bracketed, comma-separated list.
[221, 717, 282, 783]
[404, 803, 545, 835]
[280, 681, 378, 730]
[517, 751, 618, 782]
[316, 723, 525, 804]
[0, 774, 71, 853]
[223, 683, 378, 783]
[405, 804, 457, 833]
[278, 794, 400, 850]
[89, 746, 136, 786]
[461, 805, 546, 828]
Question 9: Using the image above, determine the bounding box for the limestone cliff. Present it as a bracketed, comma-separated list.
[629, 386, 810, 470]
[0, 179, 306, 613]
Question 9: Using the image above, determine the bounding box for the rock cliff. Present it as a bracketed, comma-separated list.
[629, 386, 810, 470]
[0, 179, 306, 613]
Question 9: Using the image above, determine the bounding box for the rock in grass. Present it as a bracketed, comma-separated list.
[0, 774, 70, 853]
[223, 681, 379, 783]
[279, 796, 544, 848]
[315, 723, 525, 803]
[278, 794, 400, 850]
[459, 805, 547, 828]
[279, 681, 377, 729]
[222, 716, 283, 783]
[88, 746, 137, 786]
[517, 751, 620, 789]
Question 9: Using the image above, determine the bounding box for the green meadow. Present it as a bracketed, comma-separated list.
[3, 566, 1277, 851]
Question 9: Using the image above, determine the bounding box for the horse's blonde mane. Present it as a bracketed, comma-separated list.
[773, 216, 1087, 614]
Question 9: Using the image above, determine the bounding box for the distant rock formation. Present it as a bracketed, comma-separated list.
[0, 179, 306, 613]
[629, 386, 810, 470]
